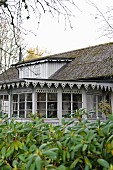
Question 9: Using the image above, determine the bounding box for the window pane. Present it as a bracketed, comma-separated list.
[19, 94, 25, 102]
[62, 93, 71, 118]
[0, 95, 3, 100]
[62, 110, 71, 118]
[37, 102, 46, 110]
[47, 102, 57, 118]
[12, 111, 18, 117]
[48, 93, 57, 101]
[19, 103, 25, 110]
[4, 95, 8, 100]
[26, 110, 32, 118]
[27, 102, 32, 109]
[19, 111, 25, 118]
[13, 103, 18, 111]
[13, 94, 18, 102]
[62, 93, 71, 101]
[37, 93, 46, 101]
[0, 95, 9, 114]
[27, 93, 32, 101]
[73, 94, 82, 110]
[48, 111, 57, 118]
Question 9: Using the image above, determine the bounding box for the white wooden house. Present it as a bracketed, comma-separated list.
[0, 42, 113, 125]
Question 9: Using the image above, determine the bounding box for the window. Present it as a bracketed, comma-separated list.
[37, 92, 57, 118]
[0, 95, 9, 115]
[62, 93, 82, 118]
[87, 94, 103, 118]
[12, 93, 32, 118]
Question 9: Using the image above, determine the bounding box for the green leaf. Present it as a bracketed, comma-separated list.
[56, 165, 67, 170]
[56, 141, 62, 150]
[73, 144, 83, 152]
[84, 156, 92, 169]
[42, 150, 57, 160]
[18, 154, 26, 162]
[0, 160, 4, 166]
[29, 144, 36, 153]
[6, 146, 14, 158]
[70, 158, 80, 169]
[26, 158, 33, 170]
[97, 159, 109, 168]
[1, 146, 6, 157]
[84, 164, 90, 170]
[0, 128, 2, 133]
[83, 144, 87, 152]
[35, 156, 42, 170]
[39, 143, 47, 150]
[12, 160, 18, 168]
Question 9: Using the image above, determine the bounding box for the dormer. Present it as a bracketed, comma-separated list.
[15, 55, 74, 79]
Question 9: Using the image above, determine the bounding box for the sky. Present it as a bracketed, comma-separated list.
[23, 0, 113, 55]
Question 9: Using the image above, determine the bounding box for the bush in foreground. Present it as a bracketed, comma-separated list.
[0, 114, 113, 169]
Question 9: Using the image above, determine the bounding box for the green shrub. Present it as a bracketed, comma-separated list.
[0, 114, 113, 169]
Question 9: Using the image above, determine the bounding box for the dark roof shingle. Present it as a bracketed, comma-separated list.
[50, 42, 113, 80]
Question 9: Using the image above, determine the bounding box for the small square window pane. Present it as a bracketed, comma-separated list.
[19, 111, 25, 118]
[62, 94, 71, 101]
[37, 93, 46, 101]
[13, 94, 18, 102]
[19, 94, 25, 102]
[27, 93, 32, 101]
[48, 93, 57, 101]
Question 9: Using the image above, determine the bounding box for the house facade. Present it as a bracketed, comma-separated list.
[0, 42, 113, 125]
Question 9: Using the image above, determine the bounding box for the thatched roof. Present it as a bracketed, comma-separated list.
[1, 42, 113, 83]
[49, 42, 113, 80]
[0, 67, 19, 83]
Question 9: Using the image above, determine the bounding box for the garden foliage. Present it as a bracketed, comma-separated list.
[0, 113, 113, 169]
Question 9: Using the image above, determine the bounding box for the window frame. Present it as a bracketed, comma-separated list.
[62, 93, 82, 118]
[0, 94, 9, 116]
[36, 92, 58, 118]
[12, 93, 32, 118]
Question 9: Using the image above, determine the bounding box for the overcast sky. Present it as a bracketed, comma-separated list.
[23, 0, 113, 55]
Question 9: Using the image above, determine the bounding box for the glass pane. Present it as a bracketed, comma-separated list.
[12, 111, 18, 117]
[62, 93, 71, 101]
[62, 110, 71, 118]
[37, 110, 46, 118]
[26, 110, 32, 118]
[4, 95, 8, 100]
[37, 93, 46, 101]
[47, 102, 57, 110]
[73, 94, 82, 102]
[0, 95, 3, 100]
[19, 111, 25, 118]
[37, 102, 46, 110]
[73, 103, 79, 110]
[19, 94, 25, 102]
[48, 93, 57, 101]
[13, 103, 18, 111]
[27, 93, 32, 101]
[62, 102, 71, 111]
[47, 111, 57, 118]
[19, 103, 25, 110]
[13, 94, 18, 102]
[27, 102, 32, 109]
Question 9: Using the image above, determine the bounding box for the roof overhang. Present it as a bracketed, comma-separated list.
[0, 79, 113, 91]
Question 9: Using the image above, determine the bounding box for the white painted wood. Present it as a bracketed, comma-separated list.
[19, 62, 66, 79]
[8, 90, 11, 118]
[82, 88, 87, 119]
[57, 87, 62, 125]
[32, 88, 36, 115]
